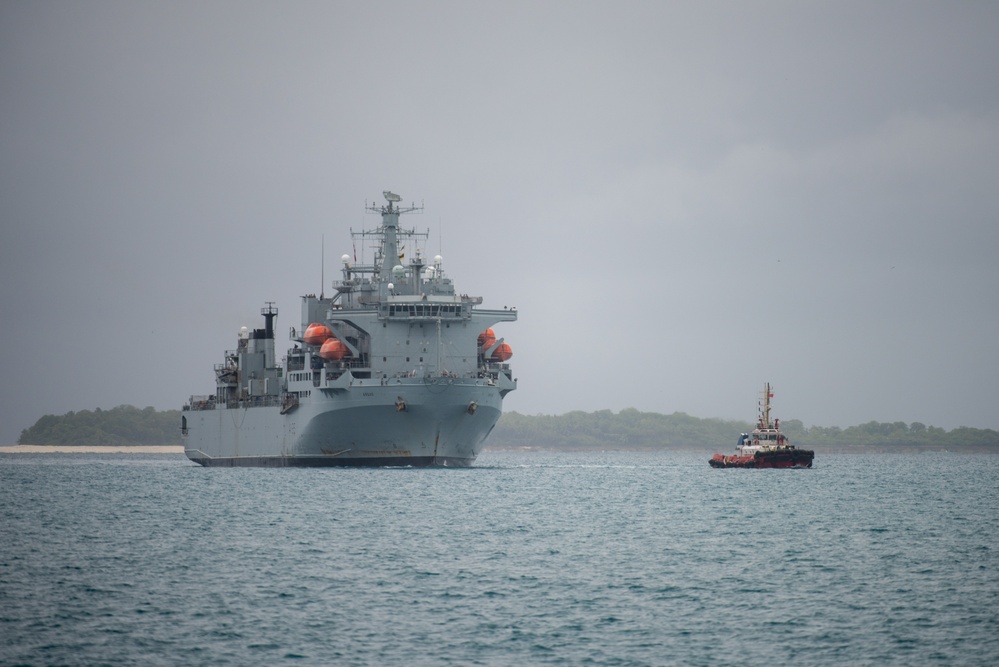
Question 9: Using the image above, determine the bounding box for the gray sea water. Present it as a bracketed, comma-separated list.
[1, 450, 997, 666]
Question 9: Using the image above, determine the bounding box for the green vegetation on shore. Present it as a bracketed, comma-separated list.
[18, 405, 182, 447]
[17, 405, 998, 452]
[489, 410, 999, 452]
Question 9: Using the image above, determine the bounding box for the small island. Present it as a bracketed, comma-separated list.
[11, 405, 999, 453]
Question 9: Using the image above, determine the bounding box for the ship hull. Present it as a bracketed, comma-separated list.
[184, 454, 474, 467]
[709, 450, 814, 469]
[183, 380, 503, 467]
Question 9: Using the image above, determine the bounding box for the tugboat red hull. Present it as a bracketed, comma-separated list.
[709, 450, 814, 469]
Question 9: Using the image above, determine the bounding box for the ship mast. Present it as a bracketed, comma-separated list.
[365, 191, 423, 294]
[377, 191, 401, 285]
[761, 383, 773, 429]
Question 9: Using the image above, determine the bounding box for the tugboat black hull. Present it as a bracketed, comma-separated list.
[709, 449, 814, 468]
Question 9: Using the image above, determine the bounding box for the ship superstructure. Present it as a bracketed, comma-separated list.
[182, 191, 517, 466]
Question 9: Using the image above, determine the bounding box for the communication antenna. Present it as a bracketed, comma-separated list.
[320, 233, 325, 299]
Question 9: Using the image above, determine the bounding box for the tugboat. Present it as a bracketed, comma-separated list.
[181, 191, 517, 467]
[709, 384, 814, 468]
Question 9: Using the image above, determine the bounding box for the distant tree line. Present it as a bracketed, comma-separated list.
[488, 409, 999, 453]
[18, 405, 999, 452]
[18, 405, 182, 446]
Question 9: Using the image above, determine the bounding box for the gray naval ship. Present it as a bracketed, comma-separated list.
[182, 191, 516, 466]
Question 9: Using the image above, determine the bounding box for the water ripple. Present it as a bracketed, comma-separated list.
[1, 451, 997, 666]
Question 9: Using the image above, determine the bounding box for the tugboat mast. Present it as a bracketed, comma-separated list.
[760, 383, 773, 429]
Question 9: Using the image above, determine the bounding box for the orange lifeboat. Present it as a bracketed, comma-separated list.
[477, 328, 496, 348]
[303, 322, 332, 346]
[490, 342, 513, 362]
[319, 337, 349, 360]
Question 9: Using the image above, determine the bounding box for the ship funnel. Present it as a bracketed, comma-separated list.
[261, 302, 277, 339]
[260, 302, 278, 368]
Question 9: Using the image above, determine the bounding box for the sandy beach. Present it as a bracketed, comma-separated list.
[0, 445, 184, 454]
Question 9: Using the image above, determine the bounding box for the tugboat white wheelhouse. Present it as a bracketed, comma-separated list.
[182, 191, 517, 466]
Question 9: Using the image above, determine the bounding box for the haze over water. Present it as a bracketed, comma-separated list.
[2, 450, 997, 666]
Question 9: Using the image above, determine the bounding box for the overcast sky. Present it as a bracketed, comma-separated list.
[2, 1, 997, 445]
